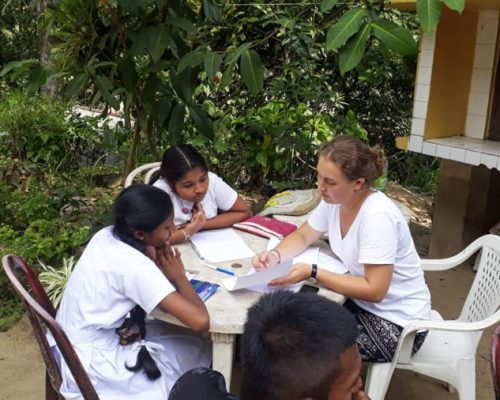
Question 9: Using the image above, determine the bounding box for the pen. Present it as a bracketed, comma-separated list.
[190, 241, 204, 260]
[203, 262, 235, 276]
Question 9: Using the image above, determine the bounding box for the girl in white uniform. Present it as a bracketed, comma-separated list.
[49, 184, 212, 399]
[253, 135, 431, 363]
[153, 144, 252, 244]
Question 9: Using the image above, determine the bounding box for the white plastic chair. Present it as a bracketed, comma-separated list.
[365, 234, 500, 400]
[124, 162, 161, 187]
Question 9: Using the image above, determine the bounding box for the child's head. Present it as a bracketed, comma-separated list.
[319, 135, 385, 189]
[240, 291, 361, 400]
[160, 144, 209, 202]
[113, 184, 174, 250]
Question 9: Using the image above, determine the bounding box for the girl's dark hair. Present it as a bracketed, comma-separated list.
[160, 144, 208, 190]
[113, 184, 173, 253]
[319, 135, 386, 188]
[112, 184, 174, 380]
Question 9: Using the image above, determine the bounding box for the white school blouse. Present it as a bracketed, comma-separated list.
[153, 172, 238, 226]
[49, 227, 211, 400]
[308, 191, 431, 327]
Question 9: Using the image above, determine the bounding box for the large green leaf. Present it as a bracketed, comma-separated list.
[64, 73, 88, 98]
[339, 23, 371, 75]
[416, 0, 441, 33]
[27, 65, 51, 94]
[220, 61, 235, 89]
[227, 42, 253, 65]
[0, 58, 37, 78]
[371, 20, 418, 56]
[152, 96, 172, 126]
[167, 103, 186, 141]
[177, 48, 206, 74]
[94, 75, 120, 110]
[131, 25, 170, 62]
[167, 17, 197, 34]
[170, 67, 198, 104]
[118, 57, 138, 93]
[443, 0, 465, 13]
[189, 104, 214, 139]
[240, 49, 264, 97]
[204, 52, 223, 83]
[320, 0, 338, 13]
[118, 0, 141, 14]
[326, 7, 368, 52]
[202, 0, 222, 23]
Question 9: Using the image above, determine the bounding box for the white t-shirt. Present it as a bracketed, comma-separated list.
[153, 171, 238, 226]
[51, 227, 211, 399]
[308, 191, 431, 327]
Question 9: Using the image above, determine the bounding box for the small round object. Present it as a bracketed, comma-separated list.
[231, 263, 243, 268]
[181, 207, 190, 214]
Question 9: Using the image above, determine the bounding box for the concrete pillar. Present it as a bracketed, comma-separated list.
[429, 159, 500, 258]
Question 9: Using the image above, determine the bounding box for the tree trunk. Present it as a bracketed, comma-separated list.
[36, 0, 56, 97]
[123, 115, 140, 184]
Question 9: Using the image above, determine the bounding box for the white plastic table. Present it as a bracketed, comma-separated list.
[150, 229, 345, 386]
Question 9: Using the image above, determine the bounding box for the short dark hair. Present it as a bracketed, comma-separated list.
[160, 144, 208, 190]
[113, 184, 173, 252]
[240, 291, 358, 400]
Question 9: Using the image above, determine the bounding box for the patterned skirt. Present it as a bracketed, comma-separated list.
[344, 299, 428, 363]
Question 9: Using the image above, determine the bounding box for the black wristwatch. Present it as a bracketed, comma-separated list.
[310, 263, 318, 279]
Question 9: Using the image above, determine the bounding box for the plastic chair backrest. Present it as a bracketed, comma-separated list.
[493, 325, 500, 400]
[124, 162, 161, 187]
[459, 235, 500, 323]
[2, 254, 100, 400]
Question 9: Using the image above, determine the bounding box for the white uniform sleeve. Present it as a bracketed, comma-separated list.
[122, 258, 175, 313]
[358, 212, 398, 265]
[211, 173, 238, 211]
[307, 200, 329, 233]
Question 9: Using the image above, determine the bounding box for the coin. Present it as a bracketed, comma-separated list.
[231, 263, 243, 268]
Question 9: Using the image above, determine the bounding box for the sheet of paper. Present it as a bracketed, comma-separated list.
[266, 237, 319, 265]
[190, 229, 255, 263]
[243, 267, 304, 293]
[222, 258, 293, 291]
[318, 252, 349, 274]
[293, 246, 319, 264]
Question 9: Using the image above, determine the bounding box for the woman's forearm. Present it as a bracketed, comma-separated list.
[275, 223, 321, 261]
[316, 264, 393, 302]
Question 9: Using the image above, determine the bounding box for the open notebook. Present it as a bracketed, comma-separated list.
[189, 228, 255, 263]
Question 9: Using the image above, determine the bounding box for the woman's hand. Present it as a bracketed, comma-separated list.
[268, 263, 311, 287]
[352, 390, 371, 400]
[156, 243, 186, 283]
[252, 250, 280, 271]
[185, 203, 206, 236]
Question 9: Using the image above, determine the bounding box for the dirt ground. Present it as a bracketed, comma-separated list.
[0, 182, 496, 399]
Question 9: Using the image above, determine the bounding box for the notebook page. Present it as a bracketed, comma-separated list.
[190, 229, 255, 262]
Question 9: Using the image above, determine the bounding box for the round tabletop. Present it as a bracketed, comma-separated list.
[150, 229, 345, 334]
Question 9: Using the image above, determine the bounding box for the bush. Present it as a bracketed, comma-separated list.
[0, 91, 108, 171]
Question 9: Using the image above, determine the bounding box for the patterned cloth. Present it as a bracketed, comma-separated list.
[344, 299, 428, 363]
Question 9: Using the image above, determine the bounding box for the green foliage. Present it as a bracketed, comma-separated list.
[38, 256, 77, 308]
[388, 152, 440, 194]
[0, 91, 110, 170]
[196, 101, 367, 190]
[0, 0, 38, 94]
[0, 97, 117, 319]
